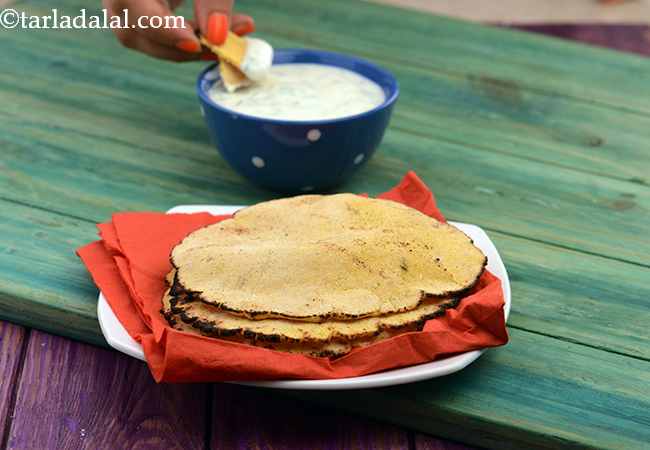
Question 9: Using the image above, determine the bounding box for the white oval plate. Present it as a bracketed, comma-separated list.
[97, 204, 511, 390]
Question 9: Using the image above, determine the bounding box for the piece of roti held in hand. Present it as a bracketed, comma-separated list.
[171, 194, 486, 322]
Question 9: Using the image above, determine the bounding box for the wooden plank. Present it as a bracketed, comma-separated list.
[287, 327, 650, 450]
[0, 200, 103, 346]
[211, 384, 410, 449]
[0, 322, 26, 445]
[6, 331, 207, 450]
[491, 230, 650, 360]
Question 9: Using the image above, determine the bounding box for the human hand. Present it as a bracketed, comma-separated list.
[104, 0, 255, 61]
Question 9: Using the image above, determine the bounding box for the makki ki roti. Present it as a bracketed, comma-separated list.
[171, 194, 486, 321]
[161, 290, 393, 357]
[167, 277, 458, 343]
[162, 277, 353, 356]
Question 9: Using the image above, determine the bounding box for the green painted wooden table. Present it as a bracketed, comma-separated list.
[2, 0, 649, 448]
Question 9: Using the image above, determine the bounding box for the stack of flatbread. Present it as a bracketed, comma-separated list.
[162, 194, 487, 357]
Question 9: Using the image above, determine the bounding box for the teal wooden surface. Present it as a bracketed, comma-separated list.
[0, 201, 102, 345]
[1, 0, 649, 448]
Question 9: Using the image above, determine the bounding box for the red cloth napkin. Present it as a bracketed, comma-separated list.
[78, 171, 508, 382]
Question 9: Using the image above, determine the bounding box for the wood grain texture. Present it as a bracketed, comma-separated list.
[211, 384, 410, 449]
[288, 327, 650, 450]
[0, 199, 103, 346]
[6, 331, 207, 450]
[493, 230, 650, 360]
[0, 322, 26, 445]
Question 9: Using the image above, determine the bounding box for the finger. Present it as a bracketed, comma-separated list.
[231, 14, 255, 36]
[195, 0, 233, 44]
[125, 0, 201, 53]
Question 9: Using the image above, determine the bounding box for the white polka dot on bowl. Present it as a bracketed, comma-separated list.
[199, 105, 205, 117]
[307, 129, 321, 142]
[353, 153, 365, 165]
[251, 156, 265, 168]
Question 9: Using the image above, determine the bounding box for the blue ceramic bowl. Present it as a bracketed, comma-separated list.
[197, 48, 399, 193]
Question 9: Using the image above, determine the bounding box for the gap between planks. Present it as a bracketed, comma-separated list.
[0, 196, 97, 226]
[506, 324, 650, 363]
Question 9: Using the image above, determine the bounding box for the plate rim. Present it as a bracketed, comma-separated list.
[97, 204, 511, 390]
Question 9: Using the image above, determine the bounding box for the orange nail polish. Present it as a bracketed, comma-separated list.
[207, 13, 228, 45]
[176, 39, 201, 53]
[232, 21, 255, 36]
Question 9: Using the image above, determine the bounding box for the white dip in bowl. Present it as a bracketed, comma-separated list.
[207, 63, 386, 121]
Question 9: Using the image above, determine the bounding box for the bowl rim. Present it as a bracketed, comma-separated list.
[196, 48, 400, 126]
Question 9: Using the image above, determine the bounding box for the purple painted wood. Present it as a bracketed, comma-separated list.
[6, 331, 207, 450]
[506, 24, 650, 57]
[211, 384, 410, 449]
[415, 433, 478, 450]
[0, 322, 26, 445]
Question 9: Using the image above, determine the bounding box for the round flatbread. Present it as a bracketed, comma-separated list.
[161, 292, 382, 357]
[171, 194, 486, 321]
[166, 284, 457, 343]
